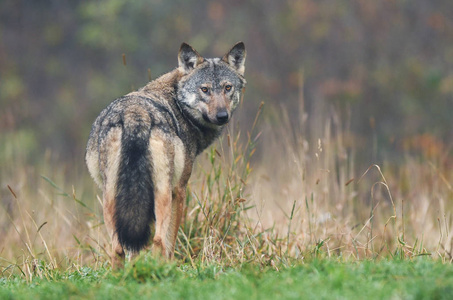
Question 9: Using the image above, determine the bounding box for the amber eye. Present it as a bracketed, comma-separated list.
[225, 85, 232, 92]
[201, 87, 209, 94]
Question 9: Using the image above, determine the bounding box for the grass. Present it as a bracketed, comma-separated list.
[1, 101, 452, 298]
[1, 258, 453, 299]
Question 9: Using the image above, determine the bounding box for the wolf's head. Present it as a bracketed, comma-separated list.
[176, 42, 246, 127]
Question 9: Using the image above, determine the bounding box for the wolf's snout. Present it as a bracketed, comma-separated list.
[216, 111, 229, 124]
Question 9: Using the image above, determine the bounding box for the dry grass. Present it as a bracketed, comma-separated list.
[1, 101, 452, 279]
[248, 103, 453, 262]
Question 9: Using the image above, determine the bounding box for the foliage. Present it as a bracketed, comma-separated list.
[1, 0, 452, 162]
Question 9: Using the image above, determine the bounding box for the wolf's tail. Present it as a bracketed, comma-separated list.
[115, 112, 154, 252]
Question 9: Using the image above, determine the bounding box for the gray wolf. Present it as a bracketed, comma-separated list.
[85, 42, 246, 268]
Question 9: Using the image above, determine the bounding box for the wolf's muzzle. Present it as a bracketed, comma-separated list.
[216, 111, 229, 125]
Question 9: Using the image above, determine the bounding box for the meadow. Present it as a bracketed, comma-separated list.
[1, 1, 453, 298]
[1, 102, 452, 298]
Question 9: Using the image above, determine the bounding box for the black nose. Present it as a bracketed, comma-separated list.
[216, 111, 229, 124]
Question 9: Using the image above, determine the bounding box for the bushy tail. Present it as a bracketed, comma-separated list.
[115, 115, 154, 252]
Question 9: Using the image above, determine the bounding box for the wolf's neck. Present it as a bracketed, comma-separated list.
[142, 69, 222, 156]
[141, 69, 181, 100]
[175, 101, 223, 156]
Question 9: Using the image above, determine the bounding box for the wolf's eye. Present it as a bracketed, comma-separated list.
[201, 87, 209, 94]
[225, 85, 232, 92]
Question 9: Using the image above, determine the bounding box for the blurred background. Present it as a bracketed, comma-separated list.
[1, 0, 452, 167]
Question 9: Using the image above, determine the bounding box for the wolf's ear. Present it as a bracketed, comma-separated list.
[178, 43, 204, 73]
[222, 42, 246, 75]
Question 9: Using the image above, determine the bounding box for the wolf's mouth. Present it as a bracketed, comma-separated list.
[202, 114, 228, 126]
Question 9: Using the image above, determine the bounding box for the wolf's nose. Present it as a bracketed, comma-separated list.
[216, 111, 229, 124]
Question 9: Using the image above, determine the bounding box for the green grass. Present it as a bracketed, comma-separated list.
[1, 258, 453, 300]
